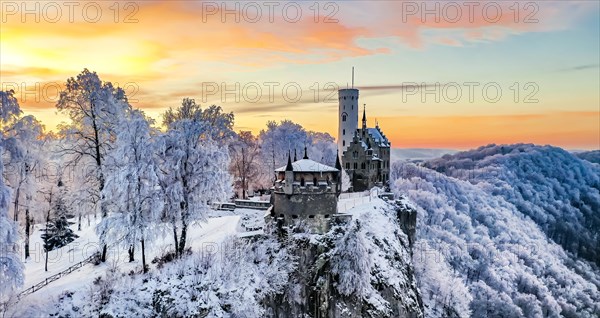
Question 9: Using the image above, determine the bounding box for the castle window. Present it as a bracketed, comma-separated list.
[308, 215, 315, 219]
[361, 162, 366, 169]
[343, 140, 346, 146]
[343, 129, 345, 135]
[353, 162, 358, 169]
[292, 215, 299, 219]
[352, 151, 358, 159]
[342, 114, 347, 121]
[345, 162, 350, 169]
[324, 214, 330, 219]
[344, 96, 346, 100]
[300, 178, 305, 186]
[313, 177, 318, 186]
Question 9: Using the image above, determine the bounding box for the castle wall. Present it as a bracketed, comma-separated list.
[271, 192, 338, 233]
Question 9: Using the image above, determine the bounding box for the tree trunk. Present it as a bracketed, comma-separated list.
[242, 147, 246, 199]
[141, 239, 147, 273]
[25, 208, 30, 259]
[173, 226, 179, 258]
[128, 245, 135, 262]
[101, 245, 108, 262]
[44, 205, 51, 271]
[178, 222, 187, 256]
[13, 187, 20, 222]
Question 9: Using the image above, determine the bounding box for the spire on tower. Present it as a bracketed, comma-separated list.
[303, 145, 309, 159]
[294, 149, 297, 161]
[362, 104, 367, 130]
[286, 151, 293, 171]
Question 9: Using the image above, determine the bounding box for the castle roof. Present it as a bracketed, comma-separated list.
[366, 127, 390, 147]
[275, 159, 339, 173]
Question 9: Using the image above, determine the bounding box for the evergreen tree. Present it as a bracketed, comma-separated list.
[41, 180, 78, 271]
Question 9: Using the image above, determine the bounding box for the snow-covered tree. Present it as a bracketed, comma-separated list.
[341, 169, 352, 192]
[158, 102, 232, 257]
[256, 120, 338, 188]
[0, 90, 24, 299]
[41, 179, 78, 272]
[229, 131, 261, 199]
[2, 115, 45, 259]
[162, 98, 235, 144]
[56, 69, 131, 262]
[98, 110, 162, 272]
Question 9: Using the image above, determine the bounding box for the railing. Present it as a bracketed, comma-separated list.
[16, 252, 99, 300]
[337, 188, 381, 213]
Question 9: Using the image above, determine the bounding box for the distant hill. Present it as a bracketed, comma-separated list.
[391, 148, 457, 162]
[575, 150, 600, 164]
[392, 143, 600, 317]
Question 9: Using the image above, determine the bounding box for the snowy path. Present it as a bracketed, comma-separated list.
[18, 215, 241, 303]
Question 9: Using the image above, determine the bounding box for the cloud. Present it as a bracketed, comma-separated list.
[556, 64, 600, 72]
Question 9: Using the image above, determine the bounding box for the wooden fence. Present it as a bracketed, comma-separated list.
[16, 252, 99, 300]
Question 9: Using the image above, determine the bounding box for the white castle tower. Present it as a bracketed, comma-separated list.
[338, 68, 359, 154]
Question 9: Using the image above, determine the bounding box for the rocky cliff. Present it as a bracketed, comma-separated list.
[267, 198, 423, 318]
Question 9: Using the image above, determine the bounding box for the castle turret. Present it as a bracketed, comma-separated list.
[338, 88, 359, 155]
[284, 152, 294, 195]
[335, 150, 342, 194]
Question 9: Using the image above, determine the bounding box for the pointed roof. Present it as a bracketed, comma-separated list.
[276, 159, 339, 173]
[335, 150, 342, 170]
[362, 104, 367, 123]
[285, 151, 293, 171]
[303, 146, 309, 159]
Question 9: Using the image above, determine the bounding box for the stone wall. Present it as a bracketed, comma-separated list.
[271, 192, 338, 233]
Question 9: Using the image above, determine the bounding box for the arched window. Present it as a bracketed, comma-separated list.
[353, 162, 358, 169]
[345, 162, 350, 169]
[361, 162, 366, 169]
[342, 114, 347, 121]
[343, 140, 346, 146]
[343, 129, 345, 135]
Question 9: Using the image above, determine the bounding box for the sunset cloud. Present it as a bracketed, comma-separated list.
[1, 1, 598, 149]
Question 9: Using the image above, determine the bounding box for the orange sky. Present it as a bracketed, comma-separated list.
[1, 1, 598, 150]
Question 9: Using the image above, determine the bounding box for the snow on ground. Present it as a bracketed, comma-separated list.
[18, 214, 241, 304]
[16, 193, 379, 307]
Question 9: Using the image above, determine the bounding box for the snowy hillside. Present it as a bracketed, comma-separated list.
[6, 199, 424, 317]
[391, 145, 600, 317]
[7, 215, 242, 316]
[424, 144, 600, 266]
[576, 150, 600, 164]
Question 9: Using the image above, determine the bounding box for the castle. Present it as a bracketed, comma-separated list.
[338, 88, 391, 191]
[267, 74, 391, 234]
[269, 147, 343, 234]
